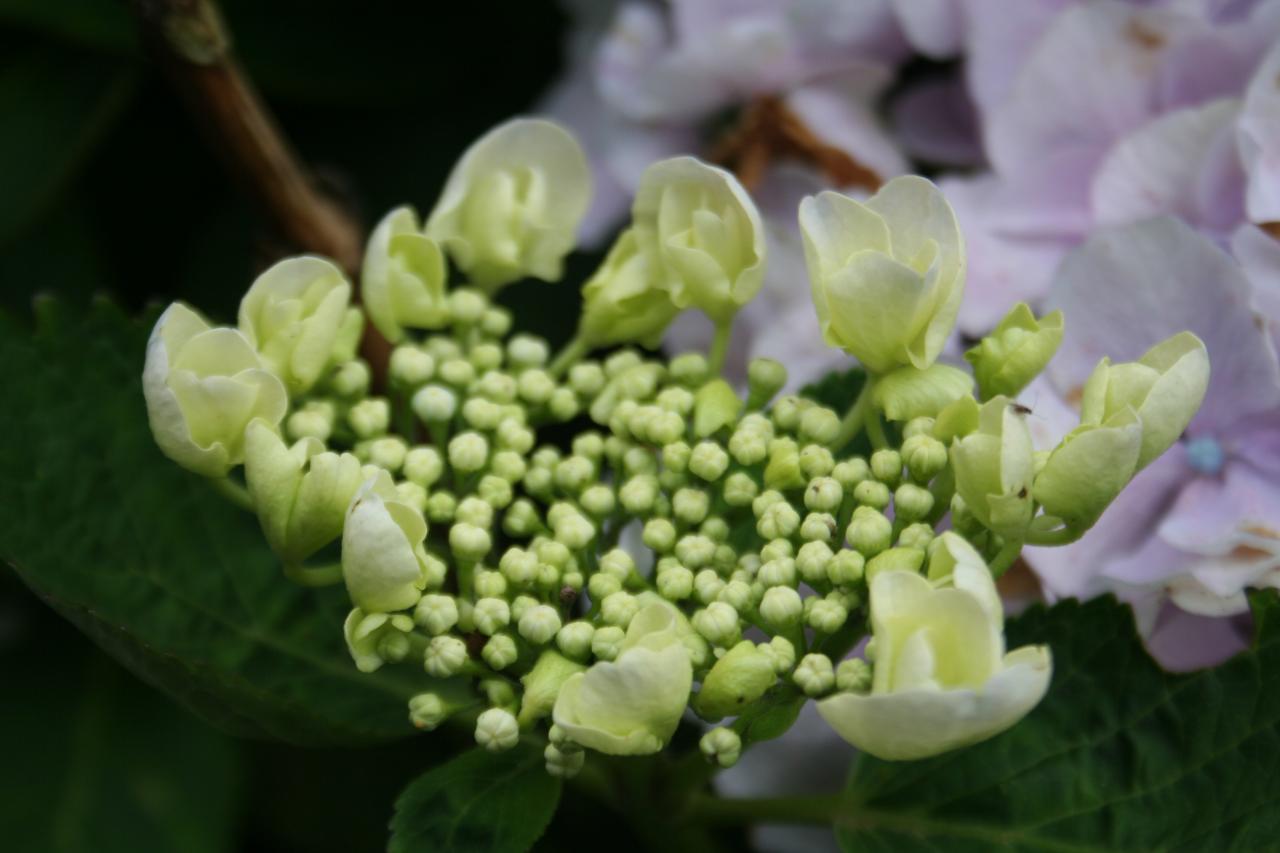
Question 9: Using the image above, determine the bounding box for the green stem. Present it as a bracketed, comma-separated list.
[1025, 524, 1084, 547]
[282, 561, 343, 587]
[548, 333, 590, 378]
[833, 376, 876, 449]
[209, 476, 254, 512]
[926, 467, 955, 526]
[865, 409, 889, 451]
[987, 538, 1024, 579]
[708, 318, 734, 376]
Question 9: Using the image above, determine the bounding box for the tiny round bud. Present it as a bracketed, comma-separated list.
[480, 306, 512, 337]
[553, 511, 596, 550]
[598, 548, 636, 581]
[475, 370, 518, 403]
[475, 708, 520, 752]
[414, 594, 459, 636]
[796, 540, 835, 584]
[800, 511, 838, 543]
[759, 586, 803, 627]
[898, 522, 935, 551]
[799, 444, 835, 478]
[461, 397, 503, 431]
[403, 446, 444, 487]
[469, 342, 504, 372]
[450, 522, 491, 561]
[508, 334, 550, 368]
[700, 727, 743, 768]
[657, 566, 695, 600]
[807, 599, 848, 634]
[657, 386, 695, 415]
[348, 398, 390, 438]
[502, 499, 543, 538]
[793, 653, 836, 697]
[756, 501, 801, 540]
[643, 518, 677, 553]
[798, 406, 840, 445]
[827, 549, 866, 586]
[424, 635, 468, 678]
[694, 569, 727, 604]
[455, 496, 493, 529]
[412, 384, 457, 423]
[902, 433, 948, 483]
[440, 358, 476, 388]
[853, 479, 891, 510]
[689, 441, 730, 482]
[671, 488, 710, 525]
[556, 621, 595, 660]
[588, 572, 623, 602]
[718, 579, 753, 611]
[518, 604, 562, 645]
[846, 507, 892, 557]
[693, 602, 740, 646]
[449, 431, 489, 473]
[390, 345, 436, 387]
[579, 484, 616, 518]
[836, 658, 873, 692]
[674, 534, 716, 570]
[591, 626, 626, 661]
[663, 440, 692, 473]
[723, 472, 760, 507]
[409, 693, 451, 731]
[449, 288, 488, 325]
[482, 633, 519, 670]
[619, 475, 659, 514]
[728, 427, 769, 466]
[495, 419, 535, 454]
[366, 436, 407, 472]
[554, 455, 595, 495]
[870, 449, 903, 487]
[330, 360, 371, 398]
[760, 635, 796, 674]
[669, 352, 709, 386]
[747, 358, 788, 407]
[804, 476, 843, 513]
[600, 591, 640, 628]
[568, 361, 605, 397]
[426, 490, 457, 523]
[757, 557, 797, 588]
[760, 538, 793, 562]
[832, 457, 871, 490]
[394, 481, 428, 515]
[894, 483, 935, 521]
[545, 742, 585, 778]
[473, 597, 511, 636]
[518, 369, 556, 405]
[489, 450, 527, 484]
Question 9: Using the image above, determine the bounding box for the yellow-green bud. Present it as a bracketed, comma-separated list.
[692, 601, 740, 646]
[854, 479, 891, 510]
[557, 621, 596, 660]
[412, 384, 457, 423]
[759, 586, 803, 627]
[847, 507, 892, 557]
[424, 635, 468, 677]
[519, 604, 562, 645]
[835, 657, 873, 693]
[794, 652, 836, 696]
[475, 708, 520, 752]
[723, 471, 760, 506]
[747, 358, 788, 409]
[591, 626, 626, 661]
[800, 512, 838, 543]
[414, 594, 459, 636]
[483, 633, 519, 670]
[865, 546, 926, 582]
[695, 640, 777, 720]
[827, 549, 865, 585]
[700, 727, 743, 768]
[966, 304, 1064, 400]
[901, 433, 948, 483]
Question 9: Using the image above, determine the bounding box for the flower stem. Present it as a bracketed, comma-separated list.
[209, 476, 254, 512]
[282, 561, 343, 587]
[708, 318, 734, 376]
[987, 538, 1024, 578]
[1025, 524, 1084, 547]
[833, 376, 876, 449]
[548, 334, 589, 378]
[865, 408, 890, 451]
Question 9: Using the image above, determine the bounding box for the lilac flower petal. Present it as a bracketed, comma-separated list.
[962, 0, 1072, 115]
[1090, 98, 1244, 234]
[1158, 463, 1280, 557]
[889, 74, 985, 168]
[891, 0, 965, 57]
[1231, 224, 1280, 353]
[1238, 41, 1280, 221]
[1045, 217, 1280, 432]
[1144, 601, 1252, 672]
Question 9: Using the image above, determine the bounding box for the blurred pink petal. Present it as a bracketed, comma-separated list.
[1144, 600, 1252, 671]
[891, 0, 965, 56]
[1238, 41, 1280, 221]
[889, 74, 984, 167]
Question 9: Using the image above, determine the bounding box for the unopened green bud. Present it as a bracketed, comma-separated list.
[568, 361, 605, 397]
[894, 483, 934, 521]
[577, 485, 614, 518]
[599, 548, 636, 581]
[674, 534, 716, 570]
[669, 352, 709, 387]
[588, 572, 623, 602]
[966, 304, 1064, 400]
[412, 384, 457, 423]
[475, 370, 518, 403]
[807, 599, 848, 634]
[287, 406, 333, 443]
[836, 657, 873, 693]
[756, 501, 800, 540]
[695, 640, 777, 720]
[424, 635, 468, 677]
[693, 602, 740, 646]
[449, 522, 491, 561]
[403, 446, 444, 488]
[800, 512, 838, 543]
[700, 727, 743, 768]
[591, 625, 626, 661]
[901, 433, 948, 483]
[760, 538, 793, 562]
[482, 633, 519, 669]
[694, 378, 742, 438]
[799, 444, 835, 479]
[689, 441, 730, 482]
[601, 591, 640, 628]
[330, 359, 371, 398]
[473, 597, 511, 635]
[460, 397, 502, 431]
[757, 557, 796, 588]
[657, 566, 694, 601]
[495, 419, 535, 453]
[870, 449, 902, 486]
[475, 708, 519, 752]
[793, 653, 835, 696]
[897, 522, 935, 551]
[490, 450, 527, 484]
[728, 426, 769, 466]
[518, 369, 556, 405]
[853, 479, 891, 510]
[865, 546, 926, 582]
[847, 507, 892, 556]
[348, 398, 390, 438]
[556, 621, 595, 660]
[449, 431, 489, 473]
[503, 500, 543, 538]
[507, 333, 549, 369]
[796, 540, 835, 583]
[545, 743, 585, 778]
[518, 604, 562, 645]
[480, 306, 512, 337]
[366, 436, 407, 472]
[747, 358, 788, 409]
[643, 518, 677, 553]
[798, 406, 840, 445]
[764, 438, 805, 490]
[439, 358, 476, 388]
[657, 386, 695, 416]
[519, 649, 586, 726]
[415, 594, 459, 635]
[662, 440, 692, 473]
[670, 488, 708, 525]
[759, 586, 803, 627]
[723, 471, 759, 506]
[831, 457, 870, 490]
[771, 395, 808, 433]
[390, 345, 436, 387]
[409, 692, 453, 731]
[759, 635, 796, 674]
[827, 549, 865, 585]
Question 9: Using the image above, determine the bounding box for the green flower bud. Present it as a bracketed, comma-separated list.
[599, 548, 636, 581]
[329, 359, 371, 398]
[794, 652, 837, 697]
[449, 522, 492, 561]
[411, 384, 457, 423]
[723, 471, 760, 506]
[800, 512, 838, 543]
[517, 369, 556, 406]
[1033, 407, 1142, 531]
[688, 440, 731, 482]
[901, 433, 948, 483]
[669, 352, 709, 387]
[495, 419, 534, 454]
[756, 501, 801, 540]
[747, 358, 788, 409]
[342, 475, 430, 612]
[728, 425, 769, 465]
[759, 586, 803, 628]
[601, 592, 641, 629]
[796, 540, 835, 583]
[361, 207, 449, 342]
[643, 518, 677, 553]
[448, 431, 489, 473]
[579, 228, 680, 347]
[673, 488, 710, 525]
[694, 379, 743, 438]
[869, 449, 902, 487]
[545, 742, 585, 778]
[966, 304, 1064, 400]
[425, 490, 457, 523]
[807, 599, 848, 634]
[565, 363, 603, 399]
[700, 517, 730, 543]
[866, 546, 926, 582]
[557, 621, 596, 660]
[674, 534, 716, 570]
[591, 626, 626, 661]
[692, 602, 740, 646]
[588, 572, 623, 603]
[827, 549, 865, 585]
[391, 349, 437, 394]
[873, 363, 974, 422]
[798, 406, 840, 446]
[657, 387, 695, 417]
[950, 397, 1035, 537]
[800, 178, 963, 373]
[447, 289, 488, 327]
[483, 633, 519, 670]
[481, 306, 513, 337]
[519, 604, 562, 645]
[657, 566, 694, 601]
[897, 522, 935, 551]
[344, 609, 414, 673]
[695, 640, 777, 720]
[694, 569, 727, 605]
[700, 727, 743, 768]
[475, 707, 520, 752]
[764, 437, 805, 490]
[799, 444, 835, 479]
[759, 635, 796, 674]
[832, 457, 870, 491]
[439, 358, 476, 388]
[662, 440, 692, 473]
[805, 477, 843, 512]
[490, 450, 527, 484]
[348, 398, 390, 439]
[577, 484, 614, 518]
[518, 649, 587, 726]
[847, 506, 892, 557]
[836, 658, 873, 693]
[414, 594, 459, 636]
[402, 446, 444, 488]
[286, 403, 334, 443]
[473, 597, 511, 636]
[894, 483, 934, 521]
[408, 692, 455, 731]
[424, 634, 468, 677]
[505, 333, 548, 369]
[366, 436, 408, 472]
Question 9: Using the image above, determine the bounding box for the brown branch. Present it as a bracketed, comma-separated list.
[129, 0, 392, 379]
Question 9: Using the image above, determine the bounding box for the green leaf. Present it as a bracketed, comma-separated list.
[0, 47, 135, 248]
[389, 747, 562, 853]
[0, 590, 241, 853]
[0, 299, 454, 745]
[733, 686, 806, 745]
[836, 592, 1280, 851]
[799, 366, 866, 411]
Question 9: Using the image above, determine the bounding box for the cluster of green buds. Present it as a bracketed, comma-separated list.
[143, 118, 1209, 773]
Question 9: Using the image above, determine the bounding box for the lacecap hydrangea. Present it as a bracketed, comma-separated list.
[143, 118, 1208, 773]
